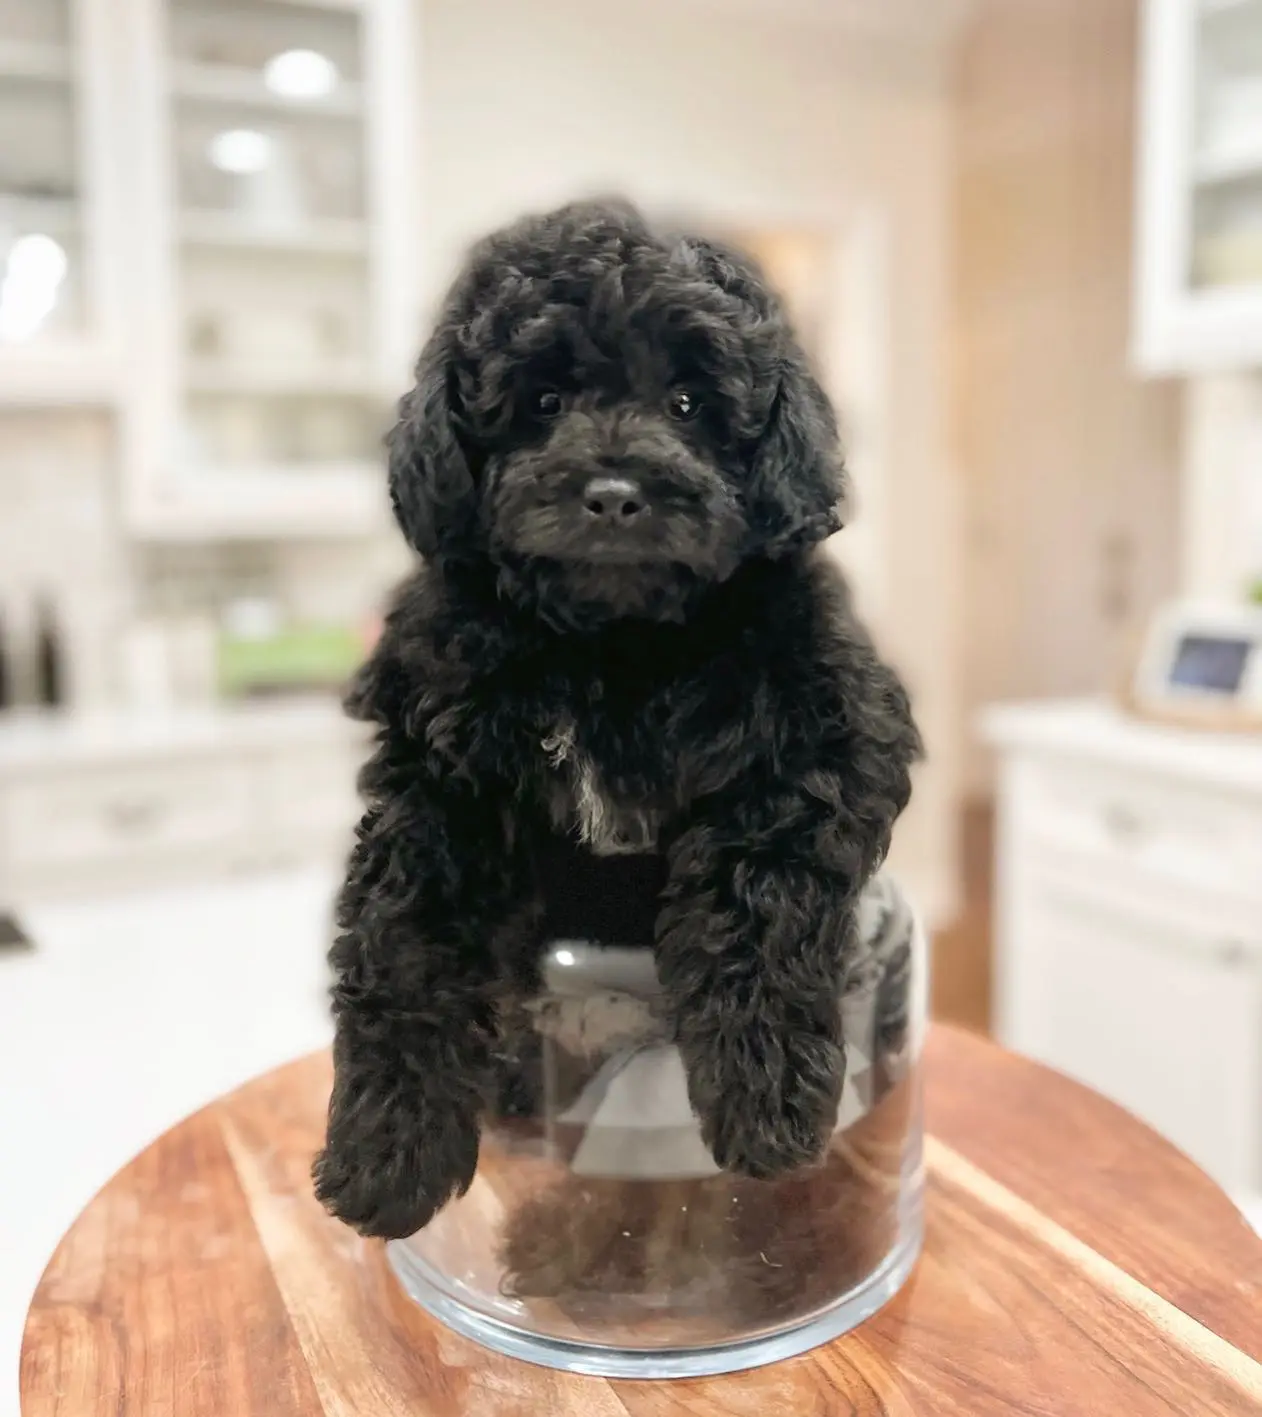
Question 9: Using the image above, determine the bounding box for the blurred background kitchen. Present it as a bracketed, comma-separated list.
[3, 0, 1262, 1405]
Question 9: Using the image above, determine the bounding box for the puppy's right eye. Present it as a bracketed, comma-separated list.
[532, 389, 564, 419]
[667, 387, 702, 421]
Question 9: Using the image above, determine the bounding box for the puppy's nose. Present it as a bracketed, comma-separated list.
[583, 477, 648, 525]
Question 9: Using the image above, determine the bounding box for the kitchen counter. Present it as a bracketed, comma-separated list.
[983, 697, 1262, 797]
[0, 865, 339, 1417]
[0, 697, 367, 774]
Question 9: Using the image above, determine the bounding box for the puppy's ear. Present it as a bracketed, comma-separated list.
[746, 354, 847, 557]
[387, 319, 474, 559]
[681, 236, 847, 557]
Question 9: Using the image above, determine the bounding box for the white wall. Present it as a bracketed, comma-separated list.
[953, 0, 1182, 797]
[417, 0, 963, 922]
[418, 0, 948, 297]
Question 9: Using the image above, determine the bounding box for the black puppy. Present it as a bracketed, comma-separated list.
[314, 199, 921, 1240]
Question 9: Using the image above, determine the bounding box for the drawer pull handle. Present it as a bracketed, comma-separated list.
[1102, 803, 1145, 843]
[1216, 940, 1249, 968]
[107, 799, 163, 832]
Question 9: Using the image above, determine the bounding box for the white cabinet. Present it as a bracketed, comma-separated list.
[1, 0, 421, 535]
[124, 0, 420, 538]
[985, 700, 1262, 1211]
[0, 0, 129, 403]
[1136, 0, 1262, 371]
[2, 760, 253, 872]
[1003, 852, 1262, 1194]
[0, 701, 369, 900]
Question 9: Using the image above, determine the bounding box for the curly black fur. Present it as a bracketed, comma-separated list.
[313, 199, 922, 1238]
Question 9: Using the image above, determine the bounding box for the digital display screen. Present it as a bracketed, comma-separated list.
[1168, 634, 1253, 695]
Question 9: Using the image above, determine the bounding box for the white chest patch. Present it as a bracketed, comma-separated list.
[542, 718, 662, 856]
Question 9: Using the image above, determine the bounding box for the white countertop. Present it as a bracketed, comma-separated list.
[0, 866, 339, 1417]
[0, 698, 369, 773]
[981, 697, 1262, 795]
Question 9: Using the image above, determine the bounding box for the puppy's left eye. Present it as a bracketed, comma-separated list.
[667, 387, 702, 421]
[532, 389, 564, 419]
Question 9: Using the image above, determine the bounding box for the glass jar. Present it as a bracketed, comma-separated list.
[388, 874, 926, 1379]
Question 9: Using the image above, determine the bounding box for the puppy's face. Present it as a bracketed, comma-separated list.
[481, 337, 747, 582]
[389, 202, 846, 625]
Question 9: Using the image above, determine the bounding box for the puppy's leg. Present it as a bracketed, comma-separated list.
[313, 782, 527, 1239]
[658, 596, 919, 1179]
[658, 751, 911, 1177]
[657, 827, 853, 1179]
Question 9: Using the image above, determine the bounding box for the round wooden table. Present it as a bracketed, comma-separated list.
[20, 1026, 1262, 1416]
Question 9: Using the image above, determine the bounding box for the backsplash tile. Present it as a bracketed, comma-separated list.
[0, 410, 408, 712]
[0, 410, 129, 708]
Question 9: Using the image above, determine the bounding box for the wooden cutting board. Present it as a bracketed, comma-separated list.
[20, 1026, 1262, 1415]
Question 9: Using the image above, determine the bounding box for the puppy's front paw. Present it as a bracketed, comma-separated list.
[313, 1090, 480, 1239]
[690, 1033, 845, 1180]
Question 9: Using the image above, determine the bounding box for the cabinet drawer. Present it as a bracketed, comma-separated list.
[1017, 760, 1262, 900]
[1004, 871, 1262, 1197]
[2, 762, 251, 871]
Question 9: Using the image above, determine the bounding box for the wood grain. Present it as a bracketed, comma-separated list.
[922, 1026, 1262, 1360]
[21, 1027, 1262, 1416]
[19, 1090, 323, 1417]
[929, 800, 993, 1034]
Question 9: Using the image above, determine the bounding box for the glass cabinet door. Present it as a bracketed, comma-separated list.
[1135, 0, 1262, 371]
[163, 0, 385, 487]
[0, 0, 86, 349]
[1190, 0, 1262, 293]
